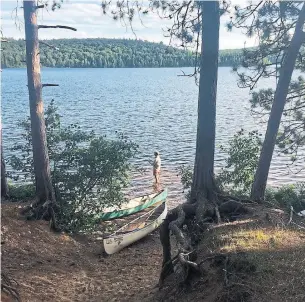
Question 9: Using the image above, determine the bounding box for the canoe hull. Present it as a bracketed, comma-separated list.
[103, 202, 167, 255]
[100, 188, 167, 221]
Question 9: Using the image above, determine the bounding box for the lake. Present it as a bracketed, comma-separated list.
[2, 67, 304, 204]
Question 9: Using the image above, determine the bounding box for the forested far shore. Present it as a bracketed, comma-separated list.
[1, 38, 243, 68]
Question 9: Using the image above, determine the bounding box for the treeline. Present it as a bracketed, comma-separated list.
[1, 38, 243, 68]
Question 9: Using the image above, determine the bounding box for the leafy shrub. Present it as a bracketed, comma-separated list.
[177, 130, 261, 197]
[177, 130, 304, 213]
[218, 129, 261, 195]
[265, 183, 305, 212]
[178, 165, 193, 190]
[8, 183, 35, 201]
[8, 100, 138, 232]
[177, 165, 193, 201]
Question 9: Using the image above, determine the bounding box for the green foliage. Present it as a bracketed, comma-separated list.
[1, 38, 243, 68]
[218, 129, 262, 195]
[8, 183, 35, 201]
[230, 1, 305, 164]
[178, 131, 304, 211]
[9, 100, 63, 182]
[178, 165, 193, 190]
[265, 183, 305, 212]
[177, 165, 193, 201]
[9, 100, 138, 232]
[250, 77, 305, 163]
[231, 1, 303, 84]
[178, 130, 261, 197]
[50, 0, 63, 11]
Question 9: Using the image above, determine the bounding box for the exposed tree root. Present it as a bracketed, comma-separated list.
[20, 199, 60, 231]
[178, 253, 200, 271]
[169, 205, 191, 252]
[159, 193, 252, 288]
[1, 273, 20, 302]
[159, 203, 197, 287]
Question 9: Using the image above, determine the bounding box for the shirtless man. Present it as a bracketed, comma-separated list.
[153, 151, 161, 184]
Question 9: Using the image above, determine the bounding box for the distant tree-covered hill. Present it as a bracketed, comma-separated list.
[1, 38, 243, 68]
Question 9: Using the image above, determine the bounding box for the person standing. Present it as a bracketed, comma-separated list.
[153, 151, 161, 184]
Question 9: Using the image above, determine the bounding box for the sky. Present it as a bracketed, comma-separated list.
[1, 0, 257, 50]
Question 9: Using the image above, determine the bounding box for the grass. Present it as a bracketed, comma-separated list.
[149, 204, 305, 302]
[218, 227, 305, 253]
[197, 208, 305, 302]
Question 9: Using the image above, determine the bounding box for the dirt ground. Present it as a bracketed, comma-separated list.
[1, 203, 164, 302]
[2, 202, 305, 302]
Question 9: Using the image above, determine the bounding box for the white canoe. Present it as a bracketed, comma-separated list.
[103, 201, 167, 255]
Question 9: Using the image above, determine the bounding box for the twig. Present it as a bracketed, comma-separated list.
[42, 84, 59, 88]
[38, 25, 77, 31]
[1, 273, 21, 302]
[40, 41, 59, 50]
[223, 255, 229, 287]
[215, 205, 221, 223]
[291, 221, 305, 230]
[177, 69, 196, 77]
[287, 206, 293, 225]
[199, 255, 220, 266]
[162, 254, 179, 269]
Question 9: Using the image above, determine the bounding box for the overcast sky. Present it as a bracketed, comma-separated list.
[1, 0, 257, 50]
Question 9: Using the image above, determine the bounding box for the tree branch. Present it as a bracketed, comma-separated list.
[42, 84, 59, 88]
[38, 25, 77, 31]
[40, 41, 59, 50]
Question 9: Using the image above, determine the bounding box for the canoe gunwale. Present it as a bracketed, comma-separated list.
[100, 188, 167, 221]
[104, 200, 165, 238]
[103, 201, 167, 254]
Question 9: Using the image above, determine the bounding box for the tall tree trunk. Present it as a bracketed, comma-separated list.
[23, 0, 54, 202]
[1, 154, 8, 198]
[191, 1, 220, 201]
[251, 4, 305, 201]
[1, 123, 9, 198]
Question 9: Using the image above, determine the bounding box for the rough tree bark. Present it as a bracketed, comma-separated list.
[1, 39, 9, 198]
[1, 152, 8, 198]
[159, 1, 222, 286]
[251, 3, 305, 201]
[191, 1, 220, 202]
[23, 0, 55, 203]
[1, 123, 9, 198]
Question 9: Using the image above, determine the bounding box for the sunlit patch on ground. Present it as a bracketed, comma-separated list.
[218, 227, 305, 253]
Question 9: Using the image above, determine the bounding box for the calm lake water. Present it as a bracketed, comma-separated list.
[2, 67, 304, 204]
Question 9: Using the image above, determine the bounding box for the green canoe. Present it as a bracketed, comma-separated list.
[100, 188, 168, 221]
